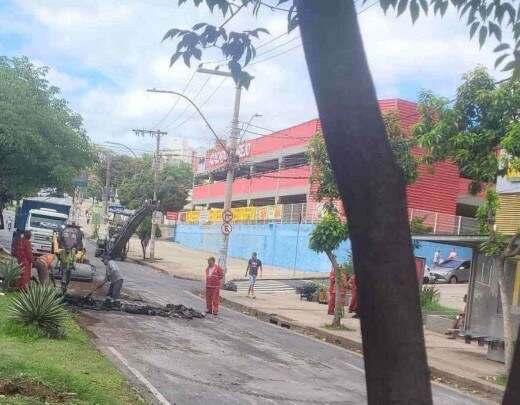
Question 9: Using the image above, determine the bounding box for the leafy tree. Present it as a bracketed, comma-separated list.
[415, 67, 520, 376]
[136, 215, 162, 259]
[414, 67, 520, 193]
[308, 112, 418, 207]
[164, 1, 520, 401]
[309, 212, 349, 327]
[118, 161, 193, 212]
[0, 56, 93, 225]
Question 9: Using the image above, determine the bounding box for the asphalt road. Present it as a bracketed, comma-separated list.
[0, 212, 490, 404]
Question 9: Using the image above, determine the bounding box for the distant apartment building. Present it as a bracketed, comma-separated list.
[161, 137, 193, 166]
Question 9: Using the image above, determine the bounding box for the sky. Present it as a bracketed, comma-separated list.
[0, 0, 509, 155]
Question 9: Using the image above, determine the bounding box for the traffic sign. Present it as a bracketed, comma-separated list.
[221, 223, 232, 235]
[222, 209, 233, 223]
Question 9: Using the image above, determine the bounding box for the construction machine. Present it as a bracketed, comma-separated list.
[95, 201, 158, 261]
[52, 224, 95, 292]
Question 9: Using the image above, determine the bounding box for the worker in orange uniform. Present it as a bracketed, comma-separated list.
[34, 253, 57, 285]
[348, 273, 359, 318]
[16, 231, 33, 291]
[328, 268, 347, 315]
[205, 257, 224, 316]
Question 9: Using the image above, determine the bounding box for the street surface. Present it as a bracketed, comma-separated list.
[0, 212, 491, 404]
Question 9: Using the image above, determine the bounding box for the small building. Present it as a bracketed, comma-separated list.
[459, 171, 520, 362]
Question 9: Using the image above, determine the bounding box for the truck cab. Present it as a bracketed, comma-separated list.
[26, 208, 69, 255]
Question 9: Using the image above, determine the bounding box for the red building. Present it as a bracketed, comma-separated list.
[191, 98, 478, 220]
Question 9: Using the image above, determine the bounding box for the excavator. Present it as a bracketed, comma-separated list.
[95, 201, 157, 261]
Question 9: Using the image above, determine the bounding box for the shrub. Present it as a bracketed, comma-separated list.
[8, 283, 67, 338]
[0, 259, 22, 292]
[420, 285, 440, 308]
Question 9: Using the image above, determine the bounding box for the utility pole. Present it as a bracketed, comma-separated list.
[197, 68, 242, 281]
[133, 129, 167, 260]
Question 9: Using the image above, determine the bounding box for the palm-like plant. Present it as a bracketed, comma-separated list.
[8, 283, 67, 338]
[0, 259, 22, 292]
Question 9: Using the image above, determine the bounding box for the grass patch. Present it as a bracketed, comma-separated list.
[323, 323, 355, 332]
[421, 301, 459, 317]
[483, 373, 507, 386]
[0, 293, 145, 404]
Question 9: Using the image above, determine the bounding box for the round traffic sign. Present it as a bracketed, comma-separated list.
[222, 209, 233, 223]
[221, 223, 233, 235]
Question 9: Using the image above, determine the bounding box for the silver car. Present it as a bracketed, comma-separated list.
[431, 259, 471, 284]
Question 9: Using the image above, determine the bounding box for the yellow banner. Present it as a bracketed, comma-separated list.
[186, 211, 200, 224]
[182, 204, 282, 223]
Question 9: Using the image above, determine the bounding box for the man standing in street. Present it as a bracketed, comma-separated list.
[245, 252, 262, 299]
[205, 257, 224, 315]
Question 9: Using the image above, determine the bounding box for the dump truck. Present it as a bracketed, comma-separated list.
[14, 197, 71, 255]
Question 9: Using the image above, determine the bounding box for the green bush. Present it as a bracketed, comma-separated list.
[8, 283, 67, 338]
[420, 285, 440, 308]
[0, 259, 22, 292]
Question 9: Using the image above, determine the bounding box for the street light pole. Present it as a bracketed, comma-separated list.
[133, 129, 167, 260]
[103, 153, 112, 221]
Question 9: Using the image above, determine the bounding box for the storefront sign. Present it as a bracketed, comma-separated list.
[205, 142, 252, 171]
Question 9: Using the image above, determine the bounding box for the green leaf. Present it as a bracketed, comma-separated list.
[479, 25, 488, 48]
[494, 43, 510, 52]
[397, 0, 409, 16]
[502, 60, 516, 71]
[494, 53, 509, 68]
[440, 1, 448, 16]
[488, 22, 502, 41]
[469, 21, 479, 39]
[410, 0, 420, 23]
[169, 52, 182, 67]
[192, 23, 207, 30]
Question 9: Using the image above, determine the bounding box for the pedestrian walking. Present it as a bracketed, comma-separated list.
[245, 252, 262, 298]
[7, 217, 12, 231]
[34, 253, 57, 285]
[16, 231, 33, 291]
[348, 273, 359, 318]
[328, 268, 347, 315]
[205, 257, 224, 315]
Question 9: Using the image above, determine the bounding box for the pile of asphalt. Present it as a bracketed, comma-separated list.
[63, 294, 205, 320]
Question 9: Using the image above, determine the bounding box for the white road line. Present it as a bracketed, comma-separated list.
[107, 346, 172, 405]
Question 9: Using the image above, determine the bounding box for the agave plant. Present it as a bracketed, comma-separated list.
[0, 259, 22, 292]
[8, 282, 67, 338]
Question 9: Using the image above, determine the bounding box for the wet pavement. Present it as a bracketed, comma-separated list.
[0, 212, 491, 404]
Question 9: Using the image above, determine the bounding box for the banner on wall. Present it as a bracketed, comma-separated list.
[181, 204, 282, 223]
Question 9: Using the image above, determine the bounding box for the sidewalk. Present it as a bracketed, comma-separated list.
[126, 238, 327, 281]
[219, 290, 504, 401]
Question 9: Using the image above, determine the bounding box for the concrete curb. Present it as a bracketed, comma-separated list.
[126, 257, 200, 281]
[219, 296, 505, 402]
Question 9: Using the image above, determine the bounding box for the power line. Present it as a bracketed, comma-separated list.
[165, 74, 212, 129]
[152, 70, 197, 130]
[171, 76, 228, 131]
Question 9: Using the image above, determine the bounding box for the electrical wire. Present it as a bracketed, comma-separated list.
[171, 76, 228, 131]
[164, 74, 212, 130]
[152, 70, 197, 130]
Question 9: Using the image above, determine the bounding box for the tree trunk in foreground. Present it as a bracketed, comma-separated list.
[495, 256, 515, 377]
[296, 1, 432, 403]
[504, 324, 520, 404]
[327, 251, 342, 327]
[141, 238, 149, 259]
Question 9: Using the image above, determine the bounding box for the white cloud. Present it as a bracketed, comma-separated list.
[2, 0, 511, 154]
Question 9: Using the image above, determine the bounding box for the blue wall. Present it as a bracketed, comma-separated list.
[173, 223, 472, 273]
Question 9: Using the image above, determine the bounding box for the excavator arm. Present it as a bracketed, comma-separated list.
[105, 201, 158, 260]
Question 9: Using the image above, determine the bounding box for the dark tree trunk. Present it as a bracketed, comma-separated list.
[326, 251, 342, 327]
[504, 324, 520, 404]
[141, 237, 149, 259]
[296, 1, 432, 403]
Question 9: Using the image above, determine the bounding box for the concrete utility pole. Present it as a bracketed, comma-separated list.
[133, 129, 167, 260]
[197, 68, 242, 281]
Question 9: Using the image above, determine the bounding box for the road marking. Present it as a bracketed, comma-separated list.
[107, 346, 172, 405]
